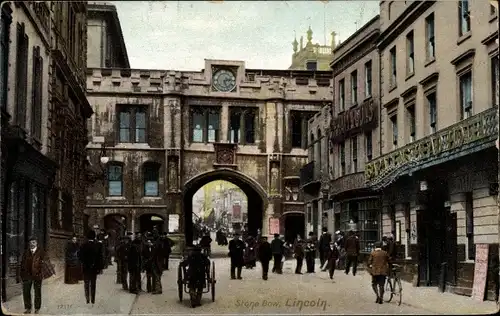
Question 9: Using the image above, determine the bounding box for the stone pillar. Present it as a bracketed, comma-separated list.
[451, 193, 467, 249]
[220, 103, 229, 142]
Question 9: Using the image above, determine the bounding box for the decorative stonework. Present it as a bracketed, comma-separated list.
[167, 156, 179, 192]
[213, 143, 237, 167]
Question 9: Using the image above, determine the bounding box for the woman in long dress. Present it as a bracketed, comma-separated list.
[64, 235, 81, 284]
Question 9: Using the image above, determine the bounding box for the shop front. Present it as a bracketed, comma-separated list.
[1, 125, 57, 301]
[365, 108, 499, 300]
[330, 171, 381, 261]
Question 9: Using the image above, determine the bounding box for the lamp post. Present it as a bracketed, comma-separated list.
[85, 143, 110, 184]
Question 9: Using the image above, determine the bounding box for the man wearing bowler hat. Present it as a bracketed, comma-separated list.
[228, 233, 245, 279]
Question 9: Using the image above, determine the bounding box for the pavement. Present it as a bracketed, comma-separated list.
[2, 249, 498, 315]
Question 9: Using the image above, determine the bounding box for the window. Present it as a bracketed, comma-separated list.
[291, 111, 312, 148]
[107, 163, 123, 196]
[390, 115, 398, 147]
[458, 0, 471, 36]
[351, 136, 358, 173]
[406, 31, 414, 75]
[407, 105, 416, 142]
[459, 72, 472, 119]
[309, 133, 315, 159]
[427, 92, 437, 133]
[229, 107, 257, 145]
[118, 106, 147, 143]
[31, 46, 43, 140]
[190, 107, 220, 143]
[340, 142, 346, 176]
[306, 61, 317, 71]
[0, 5, 11, 112]
[425, 14, 435, 60]
[390, 47, 397, 87]
[365, 131, 372, 161]
[15, 23, 28, 127]
[365, 61, 372, 98]
[317, 129, 322, 166]
[465, 192, 474, 260]
[492, 56, 499, 107]
[143, 163, 159, 197]
[339, 79, 345, 111]
[351, 71, 358, 105]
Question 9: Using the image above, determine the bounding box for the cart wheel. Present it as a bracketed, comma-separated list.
[211, 261, 216, 302]
[177, 264, 183, 302]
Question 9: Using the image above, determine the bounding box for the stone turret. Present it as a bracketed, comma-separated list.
[307, 26, 313, 44]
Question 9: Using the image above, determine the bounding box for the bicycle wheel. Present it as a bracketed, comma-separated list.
[384, 278, 394, 303]
[393, 277, 402, 306]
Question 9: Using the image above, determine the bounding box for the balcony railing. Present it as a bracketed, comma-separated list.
[365, 107, 498, 190]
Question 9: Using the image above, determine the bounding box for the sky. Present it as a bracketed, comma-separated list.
[112, 1, 380, 71]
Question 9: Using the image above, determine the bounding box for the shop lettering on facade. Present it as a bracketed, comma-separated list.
[365, 108, 497, 182]
[331, 99, 377, 143]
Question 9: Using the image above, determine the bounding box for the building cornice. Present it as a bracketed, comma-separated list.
[378, 1, 435, 50]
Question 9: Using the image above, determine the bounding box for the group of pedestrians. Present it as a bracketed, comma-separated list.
[114, 230, 173, 295]
[226, 228, 361, 282]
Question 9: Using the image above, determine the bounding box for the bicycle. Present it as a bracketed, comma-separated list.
[384, 263, 402, 305]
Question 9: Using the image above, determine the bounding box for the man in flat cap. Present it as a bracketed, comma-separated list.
[20, 237, 46, 314]
[228, 233, 245, 280]
[115, 234, 132, 290]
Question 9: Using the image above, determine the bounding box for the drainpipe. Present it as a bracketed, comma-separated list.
[496, 0, 500, 304]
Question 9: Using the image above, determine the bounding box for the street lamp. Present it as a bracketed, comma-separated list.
[85, 143, 110, 183]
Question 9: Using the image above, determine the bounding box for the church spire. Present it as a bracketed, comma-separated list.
[307, 26, 313, 43]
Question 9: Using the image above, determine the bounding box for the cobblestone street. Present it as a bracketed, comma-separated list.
[3, 255, 497, 315]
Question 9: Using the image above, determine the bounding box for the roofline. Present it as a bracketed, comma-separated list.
[333, 15, 380, 54]
[86, 67, 333, 75]
[88, 3, 130, 68]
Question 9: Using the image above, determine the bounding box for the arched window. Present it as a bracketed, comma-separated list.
[143, 162, 160, 197]
[107, 162, 123, 196]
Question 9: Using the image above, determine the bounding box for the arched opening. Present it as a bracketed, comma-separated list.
[183, 169, 267, 246]
[283, 212, 305, 243]
[103, 214, 127, 257]
[139, 214, 165, 234]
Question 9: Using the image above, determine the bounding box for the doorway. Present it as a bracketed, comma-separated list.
[417, 182, 456, 287]
[283, 213, 305, 243]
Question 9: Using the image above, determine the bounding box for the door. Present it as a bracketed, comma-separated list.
[444, 210, 457, 286]
[417, 210, 430, 286]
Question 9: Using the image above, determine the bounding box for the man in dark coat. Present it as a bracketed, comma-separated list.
[116, 233, 132, 290]
[318, 227, 332, 270]
[142, 238, 161, 293]
[293, 234, 305, 274]
[65, 235, 80, 284]
[199, 233, 213, 257]
[161, 232, 172, 270]
[244, 236, 257, 269]
[344, 230, 360, 276]
[97, 230, 108, 270]
[20, 237, 46, 314]
[327, 241, 340, 279]
[305, 232, 317, 273]
[79, 231, 104, 305]
[257, 236, 272, 280]
[228, 233, 245, 280]
[128, 237, 142, 294]
[270, 234, 284, 274]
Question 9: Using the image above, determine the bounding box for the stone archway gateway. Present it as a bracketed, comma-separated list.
[182, 168, 268, 246]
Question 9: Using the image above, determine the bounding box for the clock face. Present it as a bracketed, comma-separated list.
[212, 69, 236, 92]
